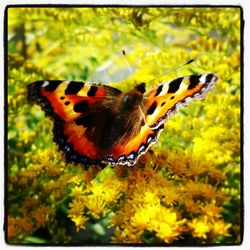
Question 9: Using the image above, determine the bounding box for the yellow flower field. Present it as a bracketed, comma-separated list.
[7, 6, 241, 245]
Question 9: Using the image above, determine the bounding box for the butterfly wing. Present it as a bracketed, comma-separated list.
[104, 73, 219, 166]
[28, 80, 123, 165]
[105, 124, 165, 166]
[143, 73, 219, 128]
[28, 80, 122, 122]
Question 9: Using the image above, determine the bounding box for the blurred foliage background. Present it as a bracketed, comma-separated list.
[7, 7, 241, 245]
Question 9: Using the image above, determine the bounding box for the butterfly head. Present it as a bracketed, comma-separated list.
[135, 82, 146, 94]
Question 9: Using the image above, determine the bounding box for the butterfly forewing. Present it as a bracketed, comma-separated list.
[28, 80, 122, 122]
[144, 73, 218, 128]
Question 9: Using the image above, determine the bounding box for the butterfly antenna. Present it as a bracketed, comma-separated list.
[148, 59, 195, 84]
[122, 50, 134, 76]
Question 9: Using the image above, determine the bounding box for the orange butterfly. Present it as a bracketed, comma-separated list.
[28, 73, 218, 166]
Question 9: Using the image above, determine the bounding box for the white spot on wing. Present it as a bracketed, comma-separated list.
[185, 96, 192, 102]
[199, 74, 207, 84]
[42, 81, 49, 87]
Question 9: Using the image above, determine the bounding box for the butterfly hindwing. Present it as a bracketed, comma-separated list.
[144, 73, 218, 128]
[103, 124, 164, 165]
[52, 122, 104, 165]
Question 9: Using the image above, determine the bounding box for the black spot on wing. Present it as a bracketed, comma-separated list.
[168, 77, 183, 93]
[161, 101, 166, 106]
[45, 81, 62, 92]
[158, 124, 164, 130]
[64, 101, 70, 106]
[188, 75, 201, 90]
[75, 116, 91, 127]
[73, 100, 88, 113]
[147, 102, 157, 115]
[87, 86, 98, 97]
[155, 85, 163, 96]
[205, 74, 213, 83]
[65, 81, 84, 95]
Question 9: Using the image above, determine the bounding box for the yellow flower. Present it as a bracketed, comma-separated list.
[143, 191, 160, 205]
[189, 216, 210, 239]
[68, 199, 85, 217]
[130, 204, 155, 231]
[155, 223, 180, 243]
[131, 203, 185, 243]
[210, 219, 231, 237]
[71, 215, 88, 232]
[152, 207, 186, 243]
[23, 197, 41, 211]
[31, 205, 51, 228]
[160, 186, 182, 206]
[85, 196, 107, 219]
[202, 202, 223, 218]
[71, 185, 84, 197]
[184, 181, 217, 202]
[69, 175, 83, 185]
[8, 216, 21, 240]
[102, 178, 127, 204]
[19, 216, 33, 234]
[45, 163, 64, 177]
[182, 198, 201, 214]
[86, 181, 105, 196]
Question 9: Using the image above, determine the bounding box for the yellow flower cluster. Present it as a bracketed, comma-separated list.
[109, 156, 232, 243]
[111, 167, 186, 243]
[7, 7, 241, 244]
[68, 167, 126, 231]
[188, 216, 231, 240]
[8, 147, 77, 242]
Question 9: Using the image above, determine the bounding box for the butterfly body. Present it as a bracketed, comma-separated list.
[28, 73, 218, 166]
[80, 85, 145, 154]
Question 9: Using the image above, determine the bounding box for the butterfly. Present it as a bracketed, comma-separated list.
[27, 73, 218, 166]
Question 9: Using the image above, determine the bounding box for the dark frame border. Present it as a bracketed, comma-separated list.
[4, 4, 244, 246]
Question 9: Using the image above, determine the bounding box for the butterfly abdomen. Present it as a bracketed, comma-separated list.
[99, 91, 145, 152]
